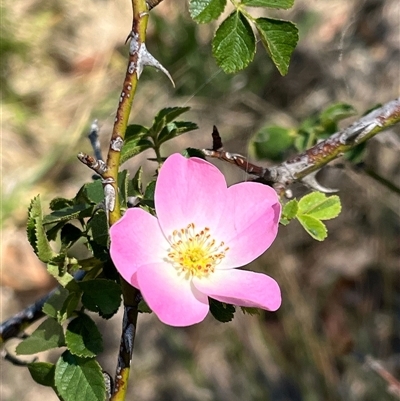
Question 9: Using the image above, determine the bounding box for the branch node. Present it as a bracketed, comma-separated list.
[77, 153, 108, 176]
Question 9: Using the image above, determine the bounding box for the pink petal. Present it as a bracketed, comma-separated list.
[109, 208, 168, 287]
[217, 182, 281, 269]
[193, 269, 281, 311]
[155, 154, 228, 237]
[137, 262, 209, 326]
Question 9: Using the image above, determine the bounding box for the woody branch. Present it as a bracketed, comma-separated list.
[203, 98, 400, 195]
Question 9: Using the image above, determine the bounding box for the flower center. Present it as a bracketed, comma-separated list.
[167, 223, 229, 278]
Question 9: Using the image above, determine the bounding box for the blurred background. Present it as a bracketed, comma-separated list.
[1, 0, 399, 400]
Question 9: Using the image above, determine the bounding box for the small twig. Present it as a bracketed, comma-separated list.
[88, 119, 103, 161]
[0, 270, 86, 347]
[365, 355, 400, 397]
[0, 294, 49, 346]
[146, 0, 164, 10]
[77, 153, 108, 176]
[203, 98, 400, 195]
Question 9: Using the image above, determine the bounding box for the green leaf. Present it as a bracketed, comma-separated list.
[320, 102, 357, 126]
[60, 224, 83, 248]
[127, 167, 143, 197]
[151, 107, 191, 136]
[138, 299, 152, 314]
[297, 214, 327, 241]
[182, 148, 206, 159]
[27, 196, 56, 263]
[298, 192, 341, 220]
[43, 204, 93, 225]
[241, 307, 260, 315]
[282, 199, 298, 219]
[209, 299, 235, 322]
[241, 0, 294, 8]
[255, 17, 298, 75]
[144, 180, 156, 202]
[88, 210, 109, 247]
[47, 262, 75, 288]
[279, 217, 290, 226]
[43, 287, 70, 318]
[43, 287, 81, 323]
[54, 351, 106, 401]
[252, 125, 294, 161]
[79, 279, 122, 318]
[212, 11, 256, 73]
[16, 318, 65, 355]
[124, 124, 148, 141]
[158, 121, 198, 145]
[189, 0, 227, 23]
[74, 181, 105, 206]
[28, 362, 56, 387]
[118, 169, 129, 208]
[50, 197, 74, 211]
[120, 137, 153, 165]
[66, 314, 103, 358]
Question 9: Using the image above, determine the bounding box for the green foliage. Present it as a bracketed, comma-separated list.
[297, 191, 341, 220]
[88, 210, 109, 248]
[253, 126, 295, 161]
[121, 107, 198, 165]
[189, 0, 226, 23]
[16, 318, 65, 355]
[43, 204, 94, 225]
[255, 18, 299, 76]
[54, 351, 106, 401]
[43, 287, 81, 323]
[209, 299, 236, 322]
[27, 196, 56, 263]
[77, 180, 104, 205]
[128, 166, 144, 198]
[28, 362, 56, 388]
[189, 0, 298, 74]
[297, 214, 327, 241]
[252, 102, 358, 162]
[182, 147, 207, 159]
[280, 198, 298, 225]
[120, 133, 153, 165]
[65, 314, 103, 358]
[241, 307, 260, 316]
[138, 299, 152, 314]
[241, 0, 294, 7]
[212, 11, 256, 74]
[281, 192, 341, 240]
[79, 279, 122, 318]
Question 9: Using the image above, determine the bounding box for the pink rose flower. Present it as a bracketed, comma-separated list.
[110, 153, 281, 326]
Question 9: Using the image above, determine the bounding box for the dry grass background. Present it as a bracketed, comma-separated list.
[1, 0, 399, 400]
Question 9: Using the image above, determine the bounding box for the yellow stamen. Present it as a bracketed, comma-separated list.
[167, 223, 229, 278]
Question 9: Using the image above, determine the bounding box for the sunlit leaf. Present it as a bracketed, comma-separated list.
[212, 11, 256, 73]
[282, 199, 298, 220]
[189, 0, 227, 23]
[28, 362, 56, 387]
[255, 17, 298, 75]
[158, 121, 198, 145]
[120, 138, 153, 165]
[16, 318, 65, 355]
[298, 192, 341, 220]
[241, 0, 294, 8]
[66, 314, 103, 358]
[27, 196, 56, 263]
[297, 214, 327, 241]
[54, 351, 105, 401]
